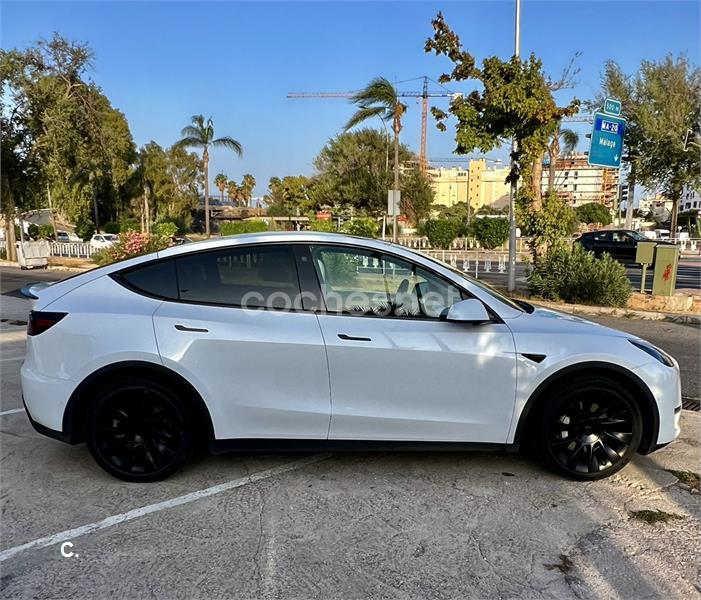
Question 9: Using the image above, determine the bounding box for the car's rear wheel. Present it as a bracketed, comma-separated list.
[537, 377, 643, 480]
[86, 378, 192, 482]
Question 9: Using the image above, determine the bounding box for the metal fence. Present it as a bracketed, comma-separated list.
[397, 236, 532, 253]
[1, 240, 95, 258]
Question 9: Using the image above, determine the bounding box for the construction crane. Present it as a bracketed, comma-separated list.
[288, 76, 457, 172]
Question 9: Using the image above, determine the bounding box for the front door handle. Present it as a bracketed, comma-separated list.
[338, 333, 372, 342]
[174, 324, 209, 333]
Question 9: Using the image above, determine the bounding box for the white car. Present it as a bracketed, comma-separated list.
[21, 232, 681, 482]
[56, 231, 82, 243]
[89, 233, 119, 250]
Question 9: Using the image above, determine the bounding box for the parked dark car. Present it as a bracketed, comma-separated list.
[576, 230, 673, 262]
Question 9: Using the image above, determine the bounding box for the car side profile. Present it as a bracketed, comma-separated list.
[21, 232, 681, 482]
[576, 229, 674, 261]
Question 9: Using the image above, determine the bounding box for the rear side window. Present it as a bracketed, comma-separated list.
[174, 245, 301, 308]
[120, 260, 178, 299]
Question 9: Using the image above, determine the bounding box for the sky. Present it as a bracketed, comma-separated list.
[2, 0, 700, 196]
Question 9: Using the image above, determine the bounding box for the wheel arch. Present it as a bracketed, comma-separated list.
[513, 361, 660, 455]
[62, 361, 215, 445]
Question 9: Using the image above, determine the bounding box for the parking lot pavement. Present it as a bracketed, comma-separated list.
[2, 287, 700, 599]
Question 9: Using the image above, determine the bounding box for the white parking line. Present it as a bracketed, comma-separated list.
[0, 408, 25, 416]
[0, 356, 24, 362]
[0, 453, 331, 563]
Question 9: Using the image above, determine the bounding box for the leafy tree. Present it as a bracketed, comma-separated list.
[313, 129, 418, 216]
[176, 115, 242, 237]
[401, 168, 435, 223]
[634, 56, 700, 235]
[152, 221, 178, 237]
[345, 78, 407, 241]
[546, 128, 579, 193]
[219, 220, 268, 236]
[214, 172, 228, 203]
[307, 218, 336, 232]
[265, 175, 317, 216]
[1, 34, 137, 245]
[521, 192, 579, 257]
[576, 202, 612, 225]
[425, 12, 579, 211]
[423, 218, 461, 249]
[470, 217, 510, 249]
[342, 217, 379, 238]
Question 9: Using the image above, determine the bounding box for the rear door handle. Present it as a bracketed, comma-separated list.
[174, 324, 209, 333]
[338, 333, 372, 342]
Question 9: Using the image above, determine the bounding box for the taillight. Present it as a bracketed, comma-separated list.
[27, 311, 67, 336]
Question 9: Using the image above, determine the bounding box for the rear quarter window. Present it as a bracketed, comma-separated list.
[118, 260, 178, 299]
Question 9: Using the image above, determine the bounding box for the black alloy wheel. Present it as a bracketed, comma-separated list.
[538, 377, 643, 480]
[87, 379, 192, 482]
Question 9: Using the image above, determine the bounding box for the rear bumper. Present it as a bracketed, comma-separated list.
[20, 363, 77, 441]
[22, 396, 72, 443]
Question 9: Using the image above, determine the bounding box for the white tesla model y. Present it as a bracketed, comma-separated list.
[21, 232, 681, 481]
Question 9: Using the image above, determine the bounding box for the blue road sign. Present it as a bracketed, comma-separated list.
[604, 98, 622, 116]
[588, 112, 626, 169]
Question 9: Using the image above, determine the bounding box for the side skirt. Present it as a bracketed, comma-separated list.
[210, 439, 516, 455]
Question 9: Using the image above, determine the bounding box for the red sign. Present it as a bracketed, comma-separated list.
[315, 211, 331, 221]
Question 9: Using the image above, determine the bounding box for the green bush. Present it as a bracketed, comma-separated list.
[152, 221, 178, 238]
[528, 244, 631, 307]
[342, 217, 378, 238]
[522, 194, 579, 257]
[0, 248, 6, 260]
[423, 219, 461, 249]
[103, 221, 120, 234]
[470, 217, 509, 249]
[219, 219, 269, 236]
[307, 219, 336, 232]
[75, 219, 95, 241]
[576, 202, 612, 226]
[27, 224, 40, 239]
[119, 219, 140, 232]
[37, 224, 54, 239]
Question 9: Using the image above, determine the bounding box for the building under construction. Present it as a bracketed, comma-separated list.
[541, 153, 619, 208]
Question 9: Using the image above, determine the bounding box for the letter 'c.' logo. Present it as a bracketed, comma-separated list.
[61, 542, 78, 558]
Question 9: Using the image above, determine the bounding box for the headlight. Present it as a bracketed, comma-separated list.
[628, 339, 675, 367]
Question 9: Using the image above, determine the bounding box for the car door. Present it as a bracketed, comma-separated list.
[610, 231, 637, 260]
[149, 243, 331, 440]
[307, 244, 518, 444]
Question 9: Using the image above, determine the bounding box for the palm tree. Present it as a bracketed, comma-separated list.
[176, 115, 242, 236]
[227, 180, 239, 206]
[345, 77, 406, 242]
[214, 172, 228, 203]
[547, 127, 579, 192]
[241, 174, 256, 207]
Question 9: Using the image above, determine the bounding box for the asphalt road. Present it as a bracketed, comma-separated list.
[1, 265, 700, 598]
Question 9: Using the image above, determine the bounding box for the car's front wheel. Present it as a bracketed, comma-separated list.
[86, 378, 193, 482]
[537, 376, 643, 480]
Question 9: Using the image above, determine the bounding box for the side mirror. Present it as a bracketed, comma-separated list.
[446, 298, 490, 323]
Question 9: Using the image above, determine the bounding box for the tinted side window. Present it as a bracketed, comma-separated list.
[174, 245, 301, 308]
[310, 245, 463, 318]
[120, 260, 178, 299]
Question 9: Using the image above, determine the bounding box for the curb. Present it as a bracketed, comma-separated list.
[532, 300, 701, 325]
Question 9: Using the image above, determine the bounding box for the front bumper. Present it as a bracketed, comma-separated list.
[632, 361, 682, 451]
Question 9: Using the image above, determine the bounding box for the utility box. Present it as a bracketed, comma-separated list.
[652, 245, 680, 296]
[635, 241, 656, 265]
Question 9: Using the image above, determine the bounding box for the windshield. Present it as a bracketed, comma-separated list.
[422, 254, 524, 312]
[628, 231, 649, 241]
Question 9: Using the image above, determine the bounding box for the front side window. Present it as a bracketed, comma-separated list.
[310, 245, 463, 318]
[175, 245, 301, 308]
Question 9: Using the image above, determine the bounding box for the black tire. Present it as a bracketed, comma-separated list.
[86, 377, 193, 482]
[536, 376, 643, 480]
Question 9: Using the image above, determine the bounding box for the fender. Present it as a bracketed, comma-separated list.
[512, 361, 660, 454]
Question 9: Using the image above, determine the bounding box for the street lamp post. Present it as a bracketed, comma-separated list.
[507, 0, 521, 293]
